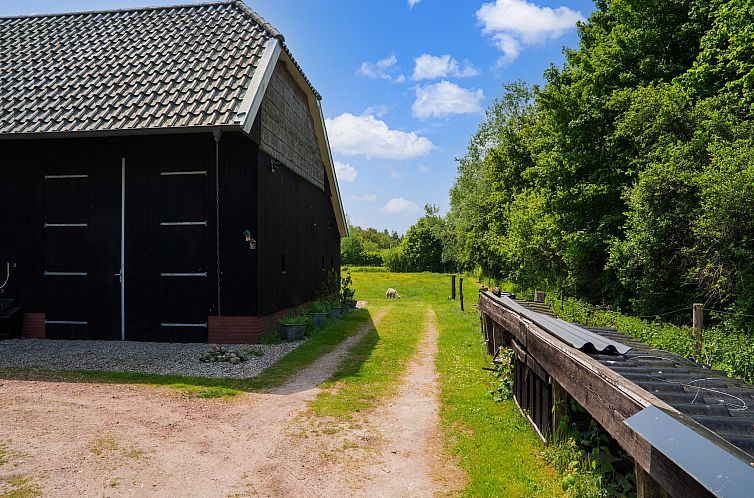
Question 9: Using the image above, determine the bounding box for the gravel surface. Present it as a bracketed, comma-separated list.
[0, 339, 304, 378]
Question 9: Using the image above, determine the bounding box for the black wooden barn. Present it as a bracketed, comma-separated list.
[0, 1, 346, 343]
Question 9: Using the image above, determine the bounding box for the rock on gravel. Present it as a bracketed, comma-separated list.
[0, 339, 303, 378]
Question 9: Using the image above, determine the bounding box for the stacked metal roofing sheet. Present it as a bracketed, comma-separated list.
[586, 326, 754, 458]
[0, 1, 293, 136]
[509, 294, 754, 458]
[501, 295, 632, 354]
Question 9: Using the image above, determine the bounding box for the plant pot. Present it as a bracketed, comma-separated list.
[307, 312, 327, 328]
[281, 323, 306, 341]
[340, 304, 351, 314]
[328, 308, 341, 319]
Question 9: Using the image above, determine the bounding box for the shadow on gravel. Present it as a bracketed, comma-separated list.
[0, 309, 379, 397]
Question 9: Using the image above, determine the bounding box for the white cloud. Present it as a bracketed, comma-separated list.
[325, 113, 435, 160]
[380, 197, 420, 215]
[408, 0, 421, 8]
[352, 194, 378, 202]
[388, 167, 404, 180]
[419, 164, 430, 173]
[412, 81, 485, 119]
[334, 161, 358, 183]
[477, 0, 583, 65]
[363, 104, 390, 117]
[412, 54, 479, 81]
[356, 55, 405, 83]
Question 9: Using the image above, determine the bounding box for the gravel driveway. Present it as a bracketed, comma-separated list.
[0, 339, 303, 378]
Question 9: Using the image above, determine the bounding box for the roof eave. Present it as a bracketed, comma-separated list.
[235, 37, 281, 134]
[0, 124, 242, 141]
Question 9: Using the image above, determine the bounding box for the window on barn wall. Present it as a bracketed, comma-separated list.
[281, 254, 286, 275]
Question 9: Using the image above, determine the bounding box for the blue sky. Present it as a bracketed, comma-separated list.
[2, 0, 596, 234]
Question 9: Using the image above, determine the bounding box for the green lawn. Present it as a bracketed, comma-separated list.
[0, 309, 374, 397]
[342, 269, 563, 497]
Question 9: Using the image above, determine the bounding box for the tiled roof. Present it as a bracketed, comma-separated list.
[0, 1, 312, 136]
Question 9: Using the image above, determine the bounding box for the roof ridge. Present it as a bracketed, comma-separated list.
[0, 1, 233, 21]
[231, 1, 285, 42]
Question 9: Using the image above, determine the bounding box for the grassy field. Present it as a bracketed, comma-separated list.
[343, 269, 563, 497]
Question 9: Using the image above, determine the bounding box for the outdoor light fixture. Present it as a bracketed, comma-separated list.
[270, 159, 282, 173]
[243, 230, 257, 250]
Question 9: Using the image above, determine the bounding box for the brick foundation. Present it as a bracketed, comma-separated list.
[22, 313, 45, 339]
[208, 303, 311, 344]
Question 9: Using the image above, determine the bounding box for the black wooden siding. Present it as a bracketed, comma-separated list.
[256, 152, 341, 315]
[0, 130, 339, 341]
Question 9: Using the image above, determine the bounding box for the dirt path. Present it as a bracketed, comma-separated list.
[360, 307, 466, 497]
[0, 306, 464, 497]
[270, 307, 466, 497]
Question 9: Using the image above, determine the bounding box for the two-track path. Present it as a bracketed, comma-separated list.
[0, 306, 464, 497]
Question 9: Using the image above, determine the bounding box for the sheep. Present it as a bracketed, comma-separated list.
[386, 287, 401, 299]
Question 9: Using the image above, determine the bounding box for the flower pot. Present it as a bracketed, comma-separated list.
[328, 308, 341, 319]
[307, 312, 327, 328]
[281, 323, 306, 341]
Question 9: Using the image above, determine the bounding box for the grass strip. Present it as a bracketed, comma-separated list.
[432, 284, 564, 497]
[309, 302, 424, 418]
[0, 310, 373, 397]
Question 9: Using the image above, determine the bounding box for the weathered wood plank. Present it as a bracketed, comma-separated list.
[479, 292, 714, 498]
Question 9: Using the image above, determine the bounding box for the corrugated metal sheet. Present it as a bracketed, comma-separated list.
[586, 326, 754, 458]
[0, 1, 314, 136]
[497, 294, 632, 354]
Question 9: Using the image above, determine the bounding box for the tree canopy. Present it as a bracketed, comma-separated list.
[440, 0, 754, 319]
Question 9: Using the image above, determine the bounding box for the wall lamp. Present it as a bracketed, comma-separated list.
[243, 230, 257, 250]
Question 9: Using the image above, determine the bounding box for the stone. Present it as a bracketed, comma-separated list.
[230, 357, 240, 364]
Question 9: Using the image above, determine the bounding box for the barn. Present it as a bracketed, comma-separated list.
[0, 1, 346, 343]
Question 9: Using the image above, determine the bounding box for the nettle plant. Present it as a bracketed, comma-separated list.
[488, 347, 514, 402]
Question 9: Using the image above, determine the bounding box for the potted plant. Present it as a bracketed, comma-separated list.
[307, 301, 329, 328]
[340, 272, 356, 312]
[280, 313, 309, 340]
[325, 296, 341, 319]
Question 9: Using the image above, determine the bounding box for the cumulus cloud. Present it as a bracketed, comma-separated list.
[380, 197, 420, 215]
[356, 55, 405, 83]
[412, 54, 479, 80]
[325, 113, 435, 160]
[477, 0, 583, 65]
[412, 81, 485, 119]
[334, 161, 358, 183]
[352, 194, 378, 202]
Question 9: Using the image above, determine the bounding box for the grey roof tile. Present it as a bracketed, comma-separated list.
[0, 1, 312, 136]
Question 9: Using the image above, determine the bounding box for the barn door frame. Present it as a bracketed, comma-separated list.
[120, 157, 126, 341]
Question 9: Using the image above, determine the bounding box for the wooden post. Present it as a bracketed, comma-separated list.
[693, 303, 703, 360]
[560, 289, 564, 311]
[534, 290, 546, 303]
[551, 380, 568, 441]
[451, 274, 456, 300]
[635, 466, 669, 498]
[460, 277, 464, 311]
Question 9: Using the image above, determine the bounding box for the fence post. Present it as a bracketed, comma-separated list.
[451, 274, 456, 300]
[693, 303, 703, 360]
[460, 277, 464, 311]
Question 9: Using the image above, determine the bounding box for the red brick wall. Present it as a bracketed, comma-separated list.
[208, 302, 311, 344]
[22, 313, 45, 339]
